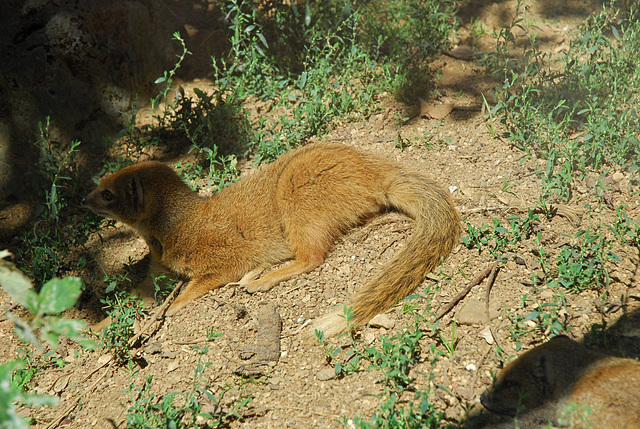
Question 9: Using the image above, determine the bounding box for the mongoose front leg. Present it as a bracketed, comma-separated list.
[134, 258, 171, 307]
[245, 254, 325, 293]
[90, 258, 170, 332]
[166, 274, 227, 315]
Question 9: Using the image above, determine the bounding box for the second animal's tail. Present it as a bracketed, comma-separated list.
[308, 171, 460, 339]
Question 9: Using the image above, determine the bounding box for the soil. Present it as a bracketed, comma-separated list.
[2, 1, 640, 428]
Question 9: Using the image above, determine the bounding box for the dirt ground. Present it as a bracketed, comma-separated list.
[2, 1, 640, 428]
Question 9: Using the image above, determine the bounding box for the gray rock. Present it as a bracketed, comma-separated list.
[457, 299, 498, 325]
[369, 314, 395, 330]
[316, 367, 338, 381]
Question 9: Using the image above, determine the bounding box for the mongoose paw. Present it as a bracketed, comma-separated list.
[244, 280, 274, 294]
[244, 282, 260, 294]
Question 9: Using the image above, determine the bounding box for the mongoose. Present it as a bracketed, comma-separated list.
[481, 335, 640, 428]
[85, 143, 461, 337]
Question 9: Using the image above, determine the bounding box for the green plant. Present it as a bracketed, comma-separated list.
[393, 112, 411, 150]
[333, 286, 448, 428]
[506, 295, 535, 346]
[549, 229, 617, 293]
[317, 306, 364, 377]
[0, 251, 93, 351]
[125, 335, 250, 428]
[436, 320, 457, 358]
[0, 250, 94, 428]
[0, 360, 58, 429]
[209, 0, 459, 163]
[610, 205, 640, 246]
[316, 329, 343, 368]
[151, 32, 191, 127]
[501, 175, 519, 197]
[488, 1, 640, 206]
[460, 221, 491, 253]
[100, 292, 147, 364]
[357, 0, 459, 102]
[345, 312, 445, 428]
[462, 211, 539, 260]
[366, 325, 424, 391]
[346, 389, 444, 429]
[16, 119, 101, 287]
[525, 293, 571, 338]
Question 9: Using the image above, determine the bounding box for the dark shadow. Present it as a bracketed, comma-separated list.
[462, 305, 640, 428]
[75, 228, 152, 325]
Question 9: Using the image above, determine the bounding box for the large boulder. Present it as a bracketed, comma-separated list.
[0, 0, 184, 201]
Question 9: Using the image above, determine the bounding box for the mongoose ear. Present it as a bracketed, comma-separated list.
[130, 176, 144, 213]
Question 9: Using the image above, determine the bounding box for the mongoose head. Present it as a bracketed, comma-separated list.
[84, 161, 178, 225]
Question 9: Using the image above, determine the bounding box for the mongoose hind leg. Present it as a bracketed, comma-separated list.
[244, 251, 326, 294]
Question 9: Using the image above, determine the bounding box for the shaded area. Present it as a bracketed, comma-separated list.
[0, 0, 185, 208]
[465, 306, 640, 428]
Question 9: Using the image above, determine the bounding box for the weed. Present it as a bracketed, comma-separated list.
[346, 389, 444, 429]
[328, 287, 449, 427]
[500, 175, 519, 197]
[316, 329, 343, 368]
[125, 335, 250, 428]
[461, 221, 491, 253]
[393, 112, 412, 150]
[358, 0, 459, 102]
[16, 119, 101, 287]
[462, 211, 539, 260]
[470, 17, 488, 43]
[0, 250, 94, 428]
[100, 292, 147, 364]
[151, 32, 191, 127]
[0, 251, 93, 351]
[610, 205, 640, 246]
[344, 317, 445, 428]
[550, 229, 617, 293]
[525, 293, 571, 338]
[488, 1, 640, 205]
[506, 295, 535, 346]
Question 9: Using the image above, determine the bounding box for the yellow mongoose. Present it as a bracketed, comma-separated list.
[481, 336, 640, 428]
[85, 143, 460, 337]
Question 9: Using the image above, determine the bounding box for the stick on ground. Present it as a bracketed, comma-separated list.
[435, 262, 498, 321]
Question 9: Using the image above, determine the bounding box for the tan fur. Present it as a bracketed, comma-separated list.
[85, 143, 460, 336]
[481, 336, 640, 428]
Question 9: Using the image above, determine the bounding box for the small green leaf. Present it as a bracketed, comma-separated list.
[257, 32, 269, 49]
[37, 277, 82, 315]
[8, 314, 42, 351]
[0, 260, 36, 310]
[304, 3, 312, 26]
[46, 316, 87, 338]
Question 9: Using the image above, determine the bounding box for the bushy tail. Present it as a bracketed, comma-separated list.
[307, 172, 460, 339]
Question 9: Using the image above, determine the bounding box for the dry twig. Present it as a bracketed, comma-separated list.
[435, 262, 498, 321]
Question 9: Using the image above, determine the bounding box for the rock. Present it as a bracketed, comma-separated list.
[323, 288, 336, 300]
[369, 314, 395, 330]
[256, 303, 282, 363]
[364, 332, 376, 345]
[479, 326, 495, 345]
[316, 368, 338, 381]
[457, 299, 489, 325]
[0, 0, 183, 200]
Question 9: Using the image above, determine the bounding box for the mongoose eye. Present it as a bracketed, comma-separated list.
[101, 190, 114, 201]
